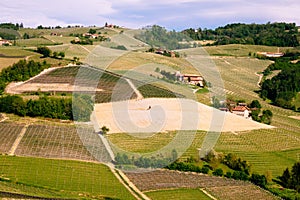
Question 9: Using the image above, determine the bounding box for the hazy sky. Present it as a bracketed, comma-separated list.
[0, 0, 299, 30]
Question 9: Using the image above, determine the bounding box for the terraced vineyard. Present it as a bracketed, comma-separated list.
[125, 170, 278, 200]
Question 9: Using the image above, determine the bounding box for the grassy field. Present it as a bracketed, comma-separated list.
[16, 38, 57, 47]
[145, 188, 212, 200]
[0, 47, 38, 70]
[108, 51, 198, 74]
[0, 155, 135, 199]
[108, 132, 177, 153]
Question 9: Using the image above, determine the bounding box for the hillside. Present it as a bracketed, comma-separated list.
[0, 23, 299, 200]
[183, 22, 300, 47]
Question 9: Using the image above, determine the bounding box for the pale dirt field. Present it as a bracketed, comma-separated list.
[94, 98, 273, 133]
[6, 82, 104, 94]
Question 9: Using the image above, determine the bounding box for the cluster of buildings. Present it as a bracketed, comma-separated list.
[50, 33, 63, 37]
[220, 102, 251, 119]
[0, 37, 12, 46]
[175, 72, 205, 87]
[82, 33, 100, 39]
[257, 48, 284, 58]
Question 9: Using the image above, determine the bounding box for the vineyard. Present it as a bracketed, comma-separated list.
[125, 170, 278, 200]
[8, 65, 182, 102]
[0, 122, 25, 153]
[0, 155, 135, 199]
[145, 188, 212, 200]
[14, 124, 96, 161]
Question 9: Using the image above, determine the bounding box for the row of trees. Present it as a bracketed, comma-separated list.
[0, 22, 23, 30]
[0, 60, 51, 94]
[182, 22, 299, 47]
[0, 95, 72, 119]
[36, 46, 65, 59]
[114, 149, 178, 169]
[166, 152, 268, 189]
[0, 94, 93, 121]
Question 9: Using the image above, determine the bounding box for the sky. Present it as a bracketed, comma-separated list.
[0, 0, 299, 30]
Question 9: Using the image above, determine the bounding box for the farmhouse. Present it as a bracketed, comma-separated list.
[232, 106, 250, 119]
[183, 74, 204, 87]
[83, 33, 100, 39]
[0, 37, 12, 46]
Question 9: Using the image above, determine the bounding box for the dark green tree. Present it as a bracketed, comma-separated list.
[37, 46, 52, 57]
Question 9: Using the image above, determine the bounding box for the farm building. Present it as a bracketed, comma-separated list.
[183, 74, 204, 87]
[175, 72, 204, 87]
[0, 37, 12, 46]
[232, 106, 250, 119]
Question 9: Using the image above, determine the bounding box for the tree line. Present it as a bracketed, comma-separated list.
[182, 22, 299, 47]
[260, 59, 300, 111]
[0, 94, 93, 121]
[0, 60, 51, 94]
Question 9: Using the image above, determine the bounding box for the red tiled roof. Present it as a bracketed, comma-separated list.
[232, 106, 248, 112]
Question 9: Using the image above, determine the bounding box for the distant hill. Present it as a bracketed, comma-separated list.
[0, 28, 20, 40]
[183, 22, 299, 47]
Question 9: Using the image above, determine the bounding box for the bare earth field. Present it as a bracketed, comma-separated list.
[94, 98, 273, 133]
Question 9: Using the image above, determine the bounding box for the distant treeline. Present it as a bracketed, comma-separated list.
[0, 60, 51, 94]
[135, 25, 192, 50]
[0, 22, 23, 30]
[261, 60, 300, 110]
[182, 22, 299, 47]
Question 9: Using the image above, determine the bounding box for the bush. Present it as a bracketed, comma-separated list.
[213, 168, 224, 177]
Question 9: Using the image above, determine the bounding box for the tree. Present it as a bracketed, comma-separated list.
[171, 149, 178, 161]
[250, 173, 267, 188]
[88, 29, 97, 34]
[213, 168, 224, 177]
[250, 100, 262, 109]
[101, 126, 109, 135]
[280, 168, 291, 188]
[58, 52, 65, 59]
[37, 46, 52, 57]
[23, 33, 30, 39]
[291, 162, 300, 191]
[52, 51, 58, 58]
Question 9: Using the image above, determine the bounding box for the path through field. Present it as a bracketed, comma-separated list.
[126, 78, 144, 100]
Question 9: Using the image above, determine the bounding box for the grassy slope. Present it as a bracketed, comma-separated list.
[108, 51, 198, 74]
[0, 155, 134, 199]
[145, 188, 212, 200]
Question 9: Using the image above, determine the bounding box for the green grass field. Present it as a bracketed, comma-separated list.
[0, 155, 134, 199]
[145, 188, 212, 200]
